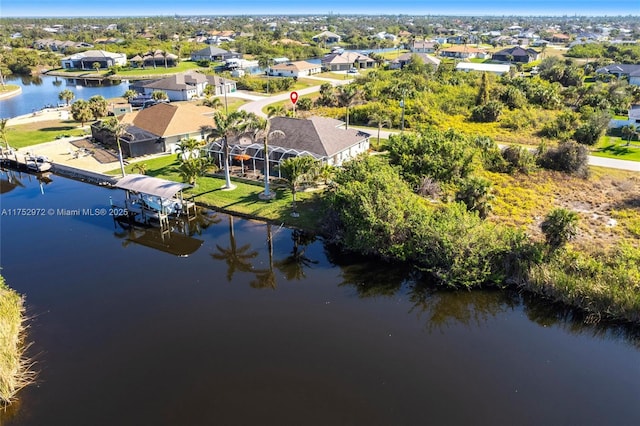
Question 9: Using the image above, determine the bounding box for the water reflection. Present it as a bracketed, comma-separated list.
[250, 223, 277, 289]
[211, 216, 258, 281]
[274, 229, 318, 281]
[111, 208, 217, 256]
[329, 245, 640, 346]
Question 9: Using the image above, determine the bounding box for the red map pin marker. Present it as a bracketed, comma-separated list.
[290, 91, 298, 105]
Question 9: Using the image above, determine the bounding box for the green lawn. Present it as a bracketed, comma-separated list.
[5, 120, 88, 149]
[209, 97, 249, 114]
[112, 61, 206, 78]
[593, 135, 640, 162]
[261, 93, 319, 115]
[315, 71, 353, 80]
[108, 155, 325, 231]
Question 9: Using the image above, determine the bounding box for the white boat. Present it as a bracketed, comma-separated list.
[25, 155, 52, 172]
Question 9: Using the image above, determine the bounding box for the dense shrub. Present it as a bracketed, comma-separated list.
[470, 100, 503, 122]
[501, 145, 537, 174]
[537, 140, 589, 178]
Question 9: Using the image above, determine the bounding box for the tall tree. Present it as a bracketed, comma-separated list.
[58, 89, 75, 106]
[337, 85, 359, 129]
[209, 110, 259, 189]
[70, 99, 93, 127]
[621, 124, 637, 147]
[258, 55, 273, 94]
[0, 118, 9, 150]
[251, 117, 285, 199]
[476, 72, 490, 106]
[88, 95, 108, 120]
[279, 156, 318, 217]
[367, 108, 392, 148]
[99, 116, 130, 177]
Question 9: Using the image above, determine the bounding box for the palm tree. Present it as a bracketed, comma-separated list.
[258, 55, 272, 94]
[208, 110, 257, 190]
[621, 124, 637, 147]
[541, 208, 579, 253]
[100, 116, 130, 177]
[202, 96, 222, 109]
[123, 90, 138, 102]
[251, 117, 285, 199]
[58, 89, 75, 106]
[279, 156, 318, 217]
[337, 85, 359, 129]
[175, 138, 203, 161]
[132, 163, 148, 175]
[0, 118, 10, 150]
[367, 109, 392, 147]
[152, 90, 168, 101]
[211, 216, 258, 281]
[92, 62, 101, 74]
[266, 104, 287, 117]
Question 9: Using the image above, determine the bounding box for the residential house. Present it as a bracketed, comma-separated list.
[91, 103, 217, 157]
[268, 61, 322, 78]
[629, 105, 640, 124]
[492, 46, 539, 63]
[455, 62, 511, 75]
[439, 45, 490, 59]
[207, 116, 371, 171]
[322, 51, 376, 71]
[60, 49, 127, 70]
[390, 52, 440, 70]
[129, 73, 210, 102]
[34, 38, 93, 52]
[447, 35, 478, 45]
[596, 64, 640, 86]
[94, 37, 124, 45]
[550, 33, 570, 43]
[190, 46, 240, 62]
[206, 75, 238, 96]
[313, 31, 341, 44]
[409, 41, 437, 53]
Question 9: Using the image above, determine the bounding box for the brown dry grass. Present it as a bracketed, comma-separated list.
[486, 167, 640, 250]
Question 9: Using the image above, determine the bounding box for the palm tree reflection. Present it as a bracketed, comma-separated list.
[274, 229, 318, 281]
[250, 223, 277, 289]
[211, 216, 258, 281]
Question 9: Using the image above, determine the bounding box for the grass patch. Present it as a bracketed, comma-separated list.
[0, 276, 34, 406]
[593, 135, 640, 162]
[108, 156, 325, 231]
[5, 120, 87, 149]
[315, 72, 352, 80]
[0, 84, 20, 93]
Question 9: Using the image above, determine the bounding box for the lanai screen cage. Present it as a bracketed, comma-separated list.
[206, 140, 323, 178]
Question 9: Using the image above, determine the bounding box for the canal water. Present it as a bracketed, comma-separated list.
[0, 75, 129, 119]
[0, 172, 639, 425]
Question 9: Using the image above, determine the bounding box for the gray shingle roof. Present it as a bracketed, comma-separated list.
[268, 116, 369, 158]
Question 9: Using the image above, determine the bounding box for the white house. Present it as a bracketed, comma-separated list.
[61, 50, 127, 70]
[129, 72, 236, 101]
[268, 61, 322, 77]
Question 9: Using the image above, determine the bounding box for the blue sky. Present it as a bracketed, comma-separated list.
[2, 0, 637, 17]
